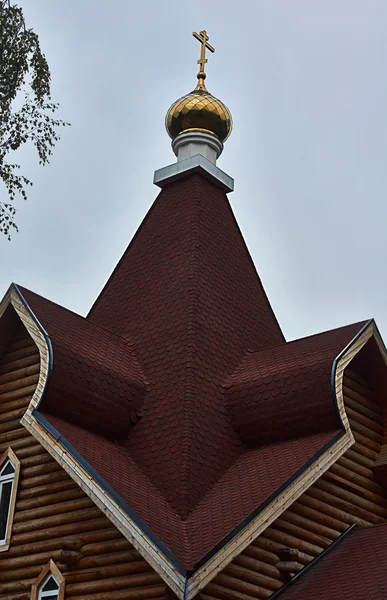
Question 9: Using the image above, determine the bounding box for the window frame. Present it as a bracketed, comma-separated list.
[31, 561, 65, 600]
[0, 447, 20, 552]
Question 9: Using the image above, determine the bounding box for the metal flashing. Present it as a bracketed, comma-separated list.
[153, 154, 234, 193]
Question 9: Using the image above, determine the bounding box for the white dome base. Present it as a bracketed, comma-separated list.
[172, 131, 223, 165]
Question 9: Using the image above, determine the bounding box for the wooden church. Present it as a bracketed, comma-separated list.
[1, 30, 387, 600]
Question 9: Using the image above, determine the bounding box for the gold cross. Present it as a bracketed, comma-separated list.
[192, 30, 215, 83]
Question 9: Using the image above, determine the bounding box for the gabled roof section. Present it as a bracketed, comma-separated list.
[281, 523, 387, 599]
[226, 323, 366, 446]
[18, 286, 146, 440]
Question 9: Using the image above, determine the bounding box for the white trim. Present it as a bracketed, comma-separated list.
[153, 154, 234, 193]
[0, 459, 15, 546]
[38, 574, 59, 600]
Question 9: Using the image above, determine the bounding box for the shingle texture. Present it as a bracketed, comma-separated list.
[13, 172, 367, 570]
[282, 524, 387, 600]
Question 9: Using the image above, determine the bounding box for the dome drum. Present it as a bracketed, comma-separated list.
[172, 130, 223, 163]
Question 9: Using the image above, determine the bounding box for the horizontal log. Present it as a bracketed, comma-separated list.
[291, 501, 347, 533]
[343, 383, 381, 414]
[19, 468, 70, 490]
[0, 578, 35, 595]
[280, 509, 341, 540]
[201, 594, 224, 600]
[323, 471, 387, 506]
[76, 550, 149, 570]
[0, 373, 39, 396]
[206, 583, 257, 600]
[264, 527, 323, 557]
[344, 395, 383, 426]
[81, 538, 133, 557]
[22, 460, 63, 479]
[345, 368, 369, 388]
[0, 592, 29, 600]
[15, 443, 48, 459]
[215, 573, 272, 600]
[66, 572, 162, 596]
[235, 553, 282, 580]
[11, 516, 112, 546]
[0, 384, 37, 404]
[345, 448, 375, 469]
[0, 408, 26, 426]
[252, 537, 313, 566]
[17, 478, 76, 500]
[0, 426, 29, 444]
[0, 362, 39, 386]
[299, 492, 371, 526]
[0, 435, 36, 454]
[337, 455, 375, 480]
[273, 518, 331, 549]
[0, 563, 42, 583]
[242, 544, 279, 566]
[16, 486, 85, 511]
[7, 337, 36, 352]
[12, 507, 102, 534]
[0, 548, 62, 570]
[351, 438, 379, 460]
[70, 585, 166, 600]
[225, 564, 282, 592]
[64, 561, 153, 584]
[6, 527, 121, 558]
[14, 497, 94, 523]
[0, 395, 34, 416]
[306, 486, 382, 525]
[0, 353, 39, 376]
[1, 345, 39, 365]
[276, 561, 303, 574]
[352, 431, 381, 454]
[0, 418, 24, 434]
[316, 478, 387, 517]
[19, 451, 54, 469]
[349, 418, 383, 445]
[346, 406, 383, 435]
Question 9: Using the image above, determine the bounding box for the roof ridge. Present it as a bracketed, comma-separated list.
[16, 284, 136, 346]
[244, 319, 370, 356]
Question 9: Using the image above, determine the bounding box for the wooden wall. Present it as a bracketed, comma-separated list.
[0, 332, 168, 600]
[200, 365, 387, 600]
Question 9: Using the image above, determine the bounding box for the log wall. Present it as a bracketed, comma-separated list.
[200, 365, 386, 600]
[0, 332, 168, 600]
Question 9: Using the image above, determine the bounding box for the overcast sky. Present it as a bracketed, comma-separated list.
[2, 1, 387, 342]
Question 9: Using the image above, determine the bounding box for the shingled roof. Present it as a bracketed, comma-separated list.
[281, 524, 387, 600]
[11, 171, 369, 571]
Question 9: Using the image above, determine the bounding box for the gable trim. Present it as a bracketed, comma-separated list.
[0, 285, 186, 599]
[185, 321, 374, 599]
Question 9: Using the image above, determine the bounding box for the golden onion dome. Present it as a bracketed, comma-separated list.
[166, 80, 232, 143]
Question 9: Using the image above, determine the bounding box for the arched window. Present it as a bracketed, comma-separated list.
[31, 561, 65, 600]
[0, 448, 20, 552]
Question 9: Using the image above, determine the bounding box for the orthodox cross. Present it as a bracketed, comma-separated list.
[192, 30, 215, 81]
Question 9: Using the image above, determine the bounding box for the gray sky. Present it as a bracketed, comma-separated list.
[2, 0, 387, 342]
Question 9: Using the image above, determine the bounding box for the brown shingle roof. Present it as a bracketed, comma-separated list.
[14, 172, 367, 570]
[282, 524, 387, 600]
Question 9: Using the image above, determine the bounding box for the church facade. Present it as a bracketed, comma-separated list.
[0, 31, 386, 600]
